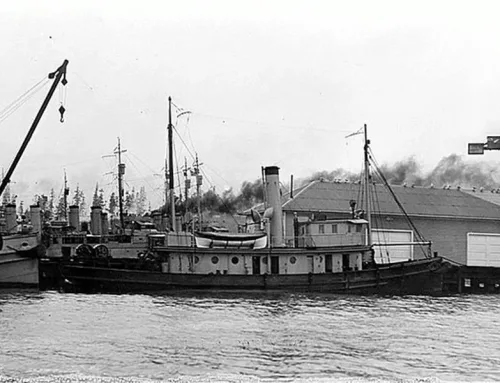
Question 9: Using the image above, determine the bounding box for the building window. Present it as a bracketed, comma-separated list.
[231, 256, 239, 265]
[332, 224, 338, 234]
[211, 256, 219, 264]
[319, 224, 325, 234]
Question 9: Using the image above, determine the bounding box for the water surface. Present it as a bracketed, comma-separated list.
[1, 289, 499, 382]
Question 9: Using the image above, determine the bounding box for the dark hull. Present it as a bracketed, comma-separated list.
[443, 265, 500, 294]
[42, 257, 447, 295]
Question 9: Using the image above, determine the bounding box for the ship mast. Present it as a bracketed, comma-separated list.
[363, 123, 372, 247]
[63, 169, 69, 221]
[116, 138, 126, 231]
[167, 97, 176, 231]
[193, 154, 202, 230]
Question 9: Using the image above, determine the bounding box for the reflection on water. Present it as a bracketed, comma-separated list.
[1, 289, 500, 381]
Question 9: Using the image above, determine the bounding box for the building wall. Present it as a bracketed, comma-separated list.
[380, 217, 500, 265]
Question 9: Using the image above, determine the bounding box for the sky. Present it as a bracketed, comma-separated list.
[1, 0, 500, 210]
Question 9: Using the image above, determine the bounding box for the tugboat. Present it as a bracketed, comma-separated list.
[45, 119, 447, 294]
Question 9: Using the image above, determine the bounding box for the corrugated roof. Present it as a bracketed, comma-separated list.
[281, 180, 500, 220]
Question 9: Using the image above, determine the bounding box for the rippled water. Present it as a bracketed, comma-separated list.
[1, 289, 500, 382]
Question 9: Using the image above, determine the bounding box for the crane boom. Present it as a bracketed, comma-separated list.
[0, 59, 69, 197]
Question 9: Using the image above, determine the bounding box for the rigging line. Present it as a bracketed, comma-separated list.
[173, 126, 196, 162]
[197, 165, 240, 227]
[193, 111, 355, 134]
[371, 182, 390, 262]
[127, 151, 160, 177]
[0, 75, 47, 117]
[0, 79, 51, 125]
[202, 164, 233, 191]
[368, 149, 429, 258]
[123, 154, 164, 202]
[174, 140, 183, 201]
[185, 113, 196, 154]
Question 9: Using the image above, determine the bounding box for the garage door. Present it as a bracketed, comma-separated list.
[372, 229, 413, 264]
[467, 233, 500, 267]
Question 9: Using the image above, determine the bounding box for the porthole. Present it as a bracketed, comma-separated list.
[195, 256, 200, 264]
[211, 256, 219, 264]
[262, 257, 268, 265]
[290, 256, 297, 264]
[231, 256, 239, 265]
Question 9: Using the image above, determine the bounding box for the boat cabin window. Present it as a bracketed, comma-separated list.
[331, 224, 338, 234]
[271, 256, 279, 274]
[62, 235, 85, 244]
[325, 254, 333, 272]
[252, 256, 260, 275]
[149, 236, 165, 247]
[342, 253, 351, 271]
[348, 224, 362, 233]
[319, 224, 325, 234]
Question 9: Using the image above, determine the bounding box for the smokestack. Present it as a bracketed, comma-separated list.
[90, 206, 102, 235]
[101, 212, 109, 235]
[264, 166, 284, 247]
[290, 175, 294, 199]
[30, 204, 41, 240]
[151, 210, 162, 230]
[69, 205, 80, 231]
[5, 203, 17, 234]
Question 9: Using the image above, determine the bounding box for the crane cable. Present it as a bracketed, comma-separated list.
[0, 76, 50, 126]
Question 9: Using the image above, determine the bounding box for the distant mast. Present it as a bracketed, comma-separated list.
[63, 169, 69, 221]
[116, 138, 126, 231]
[168, 97, 176, 231]
[363, 123, 372, 247]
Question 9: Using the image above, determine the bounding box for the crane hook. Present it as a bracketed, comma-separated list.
[59, 105, 66, 123]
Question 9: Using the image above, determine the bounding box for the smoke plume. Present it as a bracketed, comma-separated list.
[298, 154, 500, 190]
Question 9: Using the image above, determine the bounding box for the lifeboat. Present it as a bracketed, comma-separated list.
[194, 231, 267, 249]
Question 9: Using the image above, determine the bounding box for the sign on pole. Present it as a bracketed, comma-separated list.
[468, 143, 485, 155]
[487, 136, 500, 150]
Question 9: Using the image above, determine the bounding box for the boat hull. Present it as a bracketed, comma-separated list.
[44, 257, 446, 295]
[0, 234, 40, 288]
[442, 265, 500, 294]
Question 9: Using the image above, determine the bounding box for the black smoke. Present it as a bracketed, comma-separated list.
[298, 154, 500, 190]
